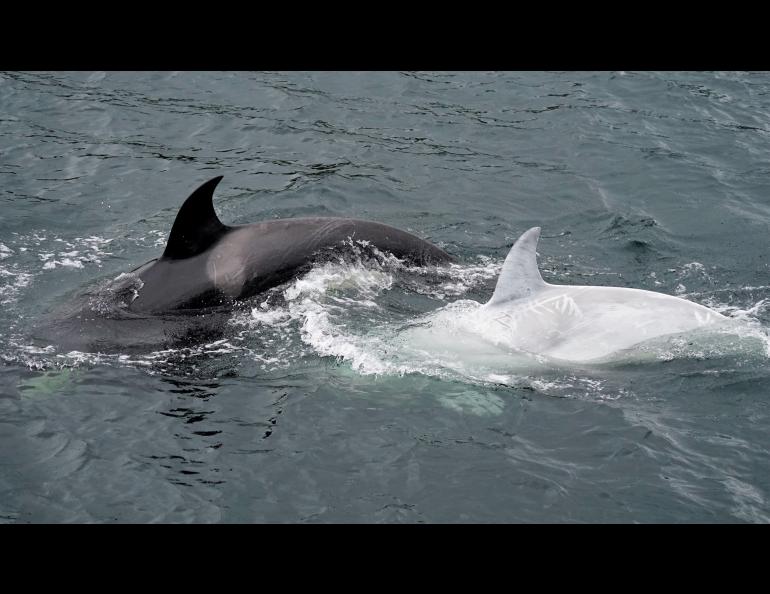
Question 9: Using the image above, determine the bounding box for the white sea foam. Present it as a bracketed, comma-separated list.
[42, 257, 85, 270]
[0, 265, 32, 305]
[5, 232, 115, 270]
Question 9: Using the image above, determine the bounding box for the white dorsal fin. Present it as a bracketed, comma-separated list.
[488, 227, 547, 305]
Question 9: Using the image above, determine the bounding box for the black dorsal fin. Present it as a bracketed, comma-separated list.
[162, 176, 229, 260]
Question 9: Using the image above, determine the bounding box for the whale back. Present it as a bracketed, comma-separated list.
[129, 176, 456, 314]
[478, 226, 731, 361]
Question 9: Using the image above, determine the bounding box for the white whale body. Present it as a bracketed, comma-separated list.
[407, 227, 732, 364]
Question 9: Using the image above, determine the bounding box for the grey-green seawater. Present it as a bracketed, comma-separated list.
[2, 71, 770, 523]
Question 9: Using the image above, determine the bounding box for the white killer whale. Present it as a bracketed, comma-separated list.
[444, 227, 729, 363]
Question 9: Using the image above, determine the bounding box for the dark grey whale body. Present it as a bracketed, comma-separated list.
[35, 176, 454, 353]
[130, 176, 453, 313]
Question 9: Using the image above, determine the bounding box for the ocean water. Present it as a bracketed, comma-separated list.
[2, 71, 770, 523]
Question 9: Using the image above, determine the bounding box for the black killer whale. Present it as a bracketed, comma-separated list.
[35, 176, 454, 353]
[130, 176, 453, 312]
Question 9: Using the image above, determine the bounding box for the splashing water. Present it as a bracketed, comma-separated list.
[4, 233, 769, 407]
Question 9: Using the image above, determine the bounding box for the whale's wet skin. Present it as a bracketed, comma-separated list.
[3, 72, 770, 523]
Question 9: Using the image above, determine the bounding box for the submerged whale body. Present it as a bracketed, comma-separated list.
[35, 176, 454, 353]
[403, 227, 731, 364]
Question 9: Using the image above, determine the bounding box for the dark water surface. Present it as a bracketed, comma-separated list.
[2, 71, 770, 523]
